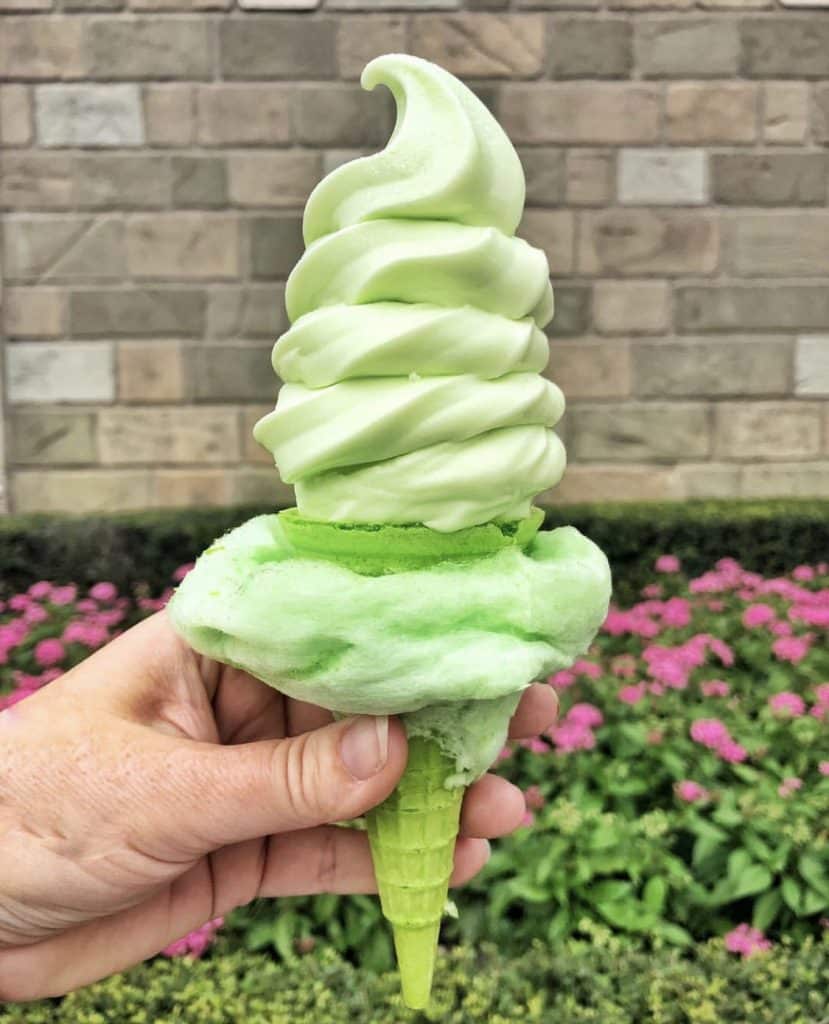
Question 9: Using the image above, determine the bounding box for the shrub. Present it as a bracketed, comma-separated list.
[2, 937, 828, 1023]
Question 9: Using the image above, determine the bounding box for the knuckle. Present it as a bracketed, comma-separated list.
[272, 733, 331, 827]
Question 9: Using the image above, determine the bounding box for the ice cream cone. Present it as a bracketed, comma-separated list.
[366, 734, 463, 1009]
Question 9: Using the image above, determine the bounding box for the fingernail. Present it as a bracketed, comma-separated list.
[341, 716, 389, 780]
[483, 839, 492, 863]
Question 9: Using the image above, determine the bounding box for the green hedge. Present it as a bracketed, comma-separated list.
[3, 937, 827, 1023]
[1, 500, 827, 600]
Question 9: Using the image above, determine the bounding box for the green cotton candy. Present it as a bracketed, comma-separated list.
[168, 514, 611, 783]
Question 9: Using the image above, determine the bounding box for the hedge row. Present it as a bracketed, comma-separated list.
[1, 500, 827, 600]
[3, 937, 827, 1023]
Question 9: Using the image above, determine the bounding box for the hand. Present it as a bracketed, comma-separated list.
[0, 612, 558, 1001]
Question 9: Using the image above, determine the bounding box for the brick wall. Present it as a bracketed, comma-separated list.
[1, 0, 828, 515]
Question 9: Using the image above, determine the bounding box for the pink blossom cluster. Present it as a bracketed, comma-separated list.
[548, 659, 602, 690]
[700, 679, 730, 698]
[161, 916, 224, 958]
[675, 780, 710, 803]
[812, 684, 829, 720]
[768, 691, 806, 717]
[777, 776, 802, 798]
[690, 718, 748, 763]
[724, 924, 772, 957]
[549, 702, 603, 753]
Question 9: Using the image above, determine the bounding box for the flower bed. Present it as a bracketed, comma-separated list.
[1, 539, 827, 977]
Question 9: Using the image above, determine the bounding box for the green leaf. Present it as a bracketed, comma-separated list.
[596, 900, 656, 933]
[742, 832, 773, 865]
[752, 889, 783, 932]
[312, 894, 339, 925]
[782, 877, 803, 915]
[798, 853, 829, 898]
[591, 880, 633, 904]
[547, 907, 571, 943]
[802, 888, 828, 916]
[655, 922, 693, 947]
[643, 877, 668, 915]
[732, 864, 773, 900]
[272, 913, 298, 962]
[727, 849, 752, 880]
[692, 834, 725, 870]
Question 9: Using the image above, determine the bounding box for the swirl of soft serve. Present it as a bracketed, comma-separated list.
[253, 54, 566, 532]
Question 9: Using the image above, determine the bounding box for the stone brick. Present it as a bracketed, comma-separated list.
[699, 0, 771, 6]
[763, 83, 808, 144]
[12, 470, 153, 514]
[730, 213, 829, 276]
[715, 402, 822, 458]
[84, 18, 211, 79]
[547, 285, 591, 338]
[99, 406, 239, 464]
[73, 155, 171, 209]
[543, 465, 681, 505]
[4, 216, 125, 282]
[36, 85, 143, 147]
[500, 85, 660, 144]
[190, 346, 276, 401]
[411, 15, 544, 77]
[66, 0, 125, 9]
[672, 464, 741, 500]
[6, 342, 114, 403]
[547, 341, 631, 399]
[10, 411, 96, 465]
[5, 288, 64, 338]
[519, 210, 574, 274]
[241, 406, 276, 463]
[569, 402, 711, 461]
[549, 18, 631, 78]
[126, 214, 239, 280]
[117, 341, 185, 402]
[328, 0, 458, 8]
[712, 154, 826, 205]
[607, 0, 693, 7]
[813, 85, 829, 145]
[518, 149, 566, 206]
[0, 86, 32, 145]
[666, 83, 757, 143]
[250, 216, 305, 280]
[579, 211, 719, 276]
[207, 285, 287, 339]
[144, 85, 195, 146]
[634, 338, 792, 397]
[0, 153, 73, 209]
[171, 157, 228, 208]
[618, 149, 707, 205]
[154, 470, 233, 508]
[795, 337, 829, 395]
[231, 468, 294, 506]
[219, 17, 337, 79]
[70, 288, 206, 337]
[677, 285, 829, 333]
[741, 462, 829, 499]
[741, 18, 829, 77]
[132, 0, 229, 8]
[594, 281, 670, 334]
[197, 85, 292, 146]
[228, 152, 321, 208]
[0, 18, 84, 79]
[0, 0, 50, 9]
[338, 15, 407, 79]
[635, 19, 739, 77]
[566, 150, 614, 206]
[293, 85, 394, 146]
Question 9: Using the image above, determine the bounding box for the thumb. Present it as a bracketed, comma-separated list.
[155, 715, 408, 850]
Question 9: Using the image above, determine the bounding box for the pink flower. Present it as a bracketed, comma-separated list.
[172, 563, 195, 582]
[771, 621, 793, 637]
[162, 917, 224, 959]
[701, 680, 730, 698]
[496, 746, 513, 762]
[792, 565, 815, 582]
[550, 721, 596, 753]
[62, 621, 109, 648]
[819, 762, 829, 777]
[28, 581, 53, 600]
[519, 737, 549, 755]
[519, 810, 535, 828]
[89, 582, 118, 603]
[549, 669, 575, 689]
[718, 740, 748, 764]
[707, 636, 734, 667]
[50, 585, 77, 606]
[815, 684, 829, 705]
[742, 603, 776, 629]
[661, 597, 691, 629]
[23, 604, 48, 625]
[567, 703, 603, 729]
[789, 604, 829, 628]
[619, 683, 647, 705]
[524, 785, 545, 810]
[8, 594, 31, 612]
[572, 659, 602, 680]
[676, 780, 709, 803]
[768, 692, 806, 717]
[34, 638, 65, 668]
[642, 583, 663, 598]
[724, 924, 771, 958]
[778, 776, 803, 797]
[706, 600, 725, 612]
[772, 634, 812, 664]
[655, 555, 681, 574]
[690, 718, 730, 750]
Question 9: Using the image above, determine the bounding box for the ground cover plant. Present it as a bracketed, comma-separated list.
[0, 539, 826, 1000]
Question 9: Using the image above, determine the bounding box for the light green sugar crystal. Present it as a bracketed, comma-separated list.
[168, 514, 610, 783]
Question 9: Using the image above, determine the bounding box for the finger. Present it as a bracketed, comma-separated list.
[460, 774, 526, 838]
[507, 683, 559, 739]
[212, 667, 287, 745]
[287, 698, 335, 737]
[148, 716, 408, 852]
